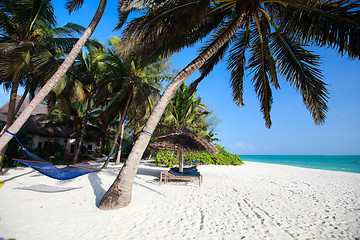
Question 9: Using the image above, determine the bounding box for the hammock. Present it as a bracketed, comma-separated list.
[14, 158, 100, 180]
[5, 129, 151, 180]
[6, 131, 101, 180]
[13, 150, 101, 180]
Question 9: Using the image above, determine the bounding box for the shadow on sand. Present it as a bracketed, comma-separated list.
[14, 184, 81, 193]
[88, 164, 167, 207]
[1, 168, 36, 182]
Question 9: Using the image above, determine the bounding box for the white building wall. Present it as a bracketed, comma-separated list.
[29, 134, 97, 154]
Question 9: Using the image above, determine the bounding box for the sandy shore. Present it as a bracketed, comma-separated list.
[0, 161, 359, 240]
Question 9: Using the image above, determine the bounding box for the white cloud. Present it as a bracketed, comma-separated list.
[234, 142, 255, 149]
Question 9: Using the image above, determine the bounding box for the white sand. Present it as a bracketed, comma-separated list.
[1, 161, 360, 240]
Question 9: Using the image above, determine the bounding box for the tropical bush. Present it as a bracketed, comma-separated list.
[154, 144, 243, 167]
[154, 150, 180, 167]
[0, 123, 30, 167]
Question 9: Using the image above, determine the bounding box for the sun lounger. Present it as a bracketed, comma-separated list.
[170, 166, 198, 173]
[184, 160, 207, 165]
[160, 169, 203, 187]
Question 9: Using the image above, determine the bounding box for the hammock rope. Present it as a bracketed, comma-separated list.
[5, 129, 153, 180]
[6, 130, 100, 180]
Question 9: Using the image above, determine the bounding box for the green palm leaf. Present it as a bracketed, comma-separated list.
[227, 21, 253, 107]
[270, 31, 328, 124]
[279, 0, 360, 59]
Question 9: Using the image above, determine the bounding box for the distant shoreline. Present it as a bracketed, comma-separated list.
[239, 155, 360, 174]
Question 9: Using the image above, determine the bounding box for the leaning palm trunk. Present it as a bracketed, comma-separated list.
[0, 79, 20, 174]
[0, 0, 107, 151]
[98, 13, 245, 210]
[115, 121, 125, 165]
[101, 118, 123, 168]
[0, 80, 29, 137]
[13, 87, 29, 118]
[73, 98, 91, 164]
[102, 85, 134, 169]
[0, 79, 20, 137]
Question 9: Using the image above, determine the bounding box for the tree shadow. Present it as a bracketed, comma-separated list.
[14, 184, 80, 193]
[88, 172, 107, 207]
[0, 168, 36, 182]
[136, 166, 165, 177]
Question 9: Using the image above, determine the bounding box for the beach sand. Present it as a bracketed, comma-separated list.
[0, 161, 359, 240]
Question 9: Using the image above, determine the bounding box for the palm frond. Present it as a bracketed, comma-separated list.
[189, 20, 238, 95]
[30, 0, 57, 30]
[116, 0, 164, 30]
[270, 31, 329, 124]
[31, 47, 59, 79]
[279, 0, 360, 59]
[247, 19, 277, 128]
[65, 0, 85, 14]
[122, 0, 228, 63]
[0, 1, 17, 36]
[0, 42, 32, 82]
[52, 22, 86, 37]
[227, 20, 253, 107]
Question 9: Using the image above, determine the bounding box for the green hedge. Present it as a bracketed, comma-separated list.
[154, 144, 243, 167]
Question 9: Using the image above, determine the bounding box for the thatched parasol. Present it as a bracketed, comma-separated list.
[149, 126, 219, 172]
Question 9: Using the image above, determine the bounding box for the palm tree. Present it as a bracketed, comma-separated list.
[0, 0, 107, 154]
[0, 0, 83, 135]
[98, 39, 171, 168]
[158, 82, 215, 140]
[0, 0, 96, 174]
[45, 98, 101, 162]
[0, 0, 88, 130]
[55, 45, 104, 163]
[99, 0, 360, 210]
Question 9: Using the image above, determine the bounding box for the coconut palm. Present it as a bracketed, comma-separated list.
[158, 82, 216, 141]
[0, 0, 98, 174]
[0, 0, 85, 137]
[55, 45, 104, 163]
[44, 98, 102, 160]
[0, 0, 107, 154]
[98, 39, 171, 168]
[99, 0, 360, 210]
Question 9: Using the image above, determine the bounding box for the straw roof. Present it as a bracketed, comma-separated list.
[0, 95, 73, 138]
[0, 96, 48, 122]
[149, 126, 219, 153]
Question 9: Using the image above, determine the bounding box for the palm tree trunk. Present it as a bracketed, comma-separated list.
[73, 98, 91, 164]
[0, 87, 30, 136]
[98, 13, 245, 210]
[14, 87, 29, 117]
[0, 0, 107, 151]
[0, 79, 20, 137]
[102, 84, 134, 169]
[0, 79, 20, 174]
[115, 121, 125, 165]
[101, 118, 122, 168]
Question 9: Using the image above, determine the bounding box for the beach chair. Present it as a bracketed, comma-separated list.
[184, 160, 207, 165]
[159, 167, 203, 187]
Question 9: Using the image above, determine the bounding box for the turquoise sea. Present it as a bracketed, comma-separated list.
[239, 155, 360, 174]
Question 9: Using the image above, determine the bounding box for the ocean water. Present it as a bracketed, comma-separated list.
[239, 155, 360, 174]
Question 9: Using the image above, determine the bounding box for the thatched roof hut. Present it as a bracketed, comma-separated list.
[149, 126, 219, 153]
[149, 126, 218, 172]
[0, 95, 73, 138]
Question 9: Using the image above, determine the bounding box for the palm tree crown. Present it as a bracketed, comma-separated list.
[0, 0, 86, 82]
[121, 0, 360, 128]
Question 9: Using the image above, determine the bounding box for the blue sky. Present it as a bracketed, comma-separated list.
[1, 1, 359, 155]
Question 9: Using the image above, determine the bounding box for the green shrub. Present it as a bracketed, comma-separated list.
[154, 151, 179, 167]
[154, 144, 243, 167]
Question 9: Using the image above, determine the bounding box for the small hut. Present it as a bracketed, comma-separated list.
[149, 126, 219, 172]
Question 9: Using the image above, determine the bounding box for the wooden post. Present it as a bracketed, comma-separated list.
[0, 155, 3, 175]
[179, 150, 183, 173]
